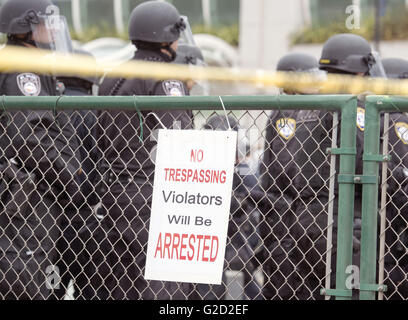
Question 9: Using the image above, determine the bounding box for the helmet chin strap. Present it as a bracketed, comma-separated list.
[7, 32, 34, 47]
[7, 32, 52, 50]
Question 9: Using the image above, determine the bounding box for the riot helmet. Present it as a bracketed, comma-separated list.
[178, 15, 196, 46]
[128, 1, 186, 60]
[277, 53, 326, 94]
[319, 33, 386, 77]
[277, 53, 319, 73]
[382, 58, 408, 79]
[0, 0, 72, 53]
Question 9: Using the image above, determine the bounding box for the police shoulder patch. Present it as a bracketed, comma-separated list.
[16, 73, 41, 97]
[162, 80, 185, 97]
[395, 122, 408, 145]
[357, 107, 365, 131]
[276, 118, 296, 140]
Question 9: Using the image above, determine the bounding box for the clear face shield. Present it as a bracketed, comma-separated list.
[367, 51, 387, 78]
[178, 15, 196, 46]
[345, 51, 387, 78]
[30, 13, 73, 53]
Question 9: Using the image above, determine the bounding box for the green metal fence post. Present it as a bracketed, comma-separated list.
[359, 96, 381, 300]
[332, 97, 358, 300]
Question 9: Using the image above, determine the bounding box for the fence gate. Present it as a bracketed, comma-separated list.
[0, 95, 405, 300]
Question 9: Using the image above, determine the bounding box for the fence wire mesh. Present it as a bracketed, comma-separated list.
[0, 106, 407, 300]
[378, 112, 408, 300]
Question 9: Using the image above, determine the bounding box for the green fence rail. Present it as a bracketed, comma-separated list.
[0, 95, 352, 111]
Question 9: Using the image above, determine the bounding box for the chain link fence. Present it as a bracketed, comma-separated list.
[0, 95, 407, 300]
[378, 112, 408, 300]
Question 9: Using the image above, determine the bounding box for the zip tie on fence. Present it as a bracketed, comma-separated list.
[0, 95, 11, 126]
[218, 96, 232, 131]
[274, 94, 291, 130]
[276, 94, 289, 128]
[53, 95, 63, 129]
[133, 95, 144, 143]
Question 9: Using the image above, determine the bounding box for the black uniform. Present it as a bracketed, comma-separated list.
[259, 109, 300, 300]
[53, 78, 101, 300]
[226, 163, 263, 300]
[380, 111, 408, 299]
[0, 69, 83, 299]
[260, 105, 366, 300]
[96, 48, 195, 300]
[379, 58, 408, 299]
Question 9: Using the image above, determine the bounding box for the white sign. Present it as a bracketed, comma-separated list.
[145, 129, 237, 285]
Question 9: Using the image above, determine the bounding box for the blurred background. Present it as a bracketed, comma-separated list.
[1, 0, 408, 89]
[0, 1, 406, 68]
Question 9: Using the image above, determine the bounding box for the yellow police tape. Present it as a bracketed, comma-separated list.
[2, 45, 408, 95]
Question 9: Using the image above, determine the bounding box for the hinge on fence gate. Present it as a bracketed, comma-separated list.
[320, 288, 352, 298]
[363, 154, 392, 162]
[326, 147, 356, 156]
[338, 174, 378, 184]
[359, 284, 388, 293]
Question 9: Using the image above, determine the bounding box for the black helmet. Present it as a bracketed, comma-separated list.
[0, 0, 53, 34]
[128, 1, 186, 44]
[0, 0, 72, 53]
[202, 115, 239, 132]
[277, 53, 325, 94]
[382, 58, 408, 79]
[277, 53, 319, 72]
[175, 44, 205, 66]
[319, 33, 384, 76]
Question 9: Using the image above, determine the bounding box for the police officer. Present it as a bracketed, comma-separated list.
[379, 57, 408, 299]
[274, 33, 388, 299]
[97, 1, 195, 300]
[0, 0, 83, 299]
[259, 52, 324, 300]
[54, 49, 102, 300]
[287, 34, 382, 300]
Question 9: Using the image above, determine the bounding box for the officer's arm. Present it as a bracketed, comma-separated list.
[259, 112, 280, 192]
[20, 111, 83, 205]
